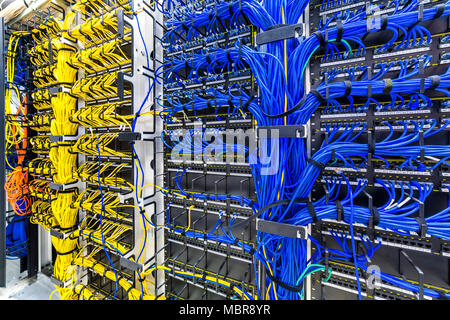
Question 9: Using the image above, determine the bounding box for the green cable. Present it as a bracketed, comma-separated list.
[300, 45, 319, 81]
[341, 39, 353, 58]
[301, 38, 353, 81]
[295, 264, 333, 299]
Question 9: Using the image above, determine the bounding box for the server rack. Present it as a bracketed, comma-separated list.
[2, 0, 450, 301]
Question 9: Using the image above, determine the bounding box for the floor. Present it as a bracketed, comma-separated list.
[0, 259, 59, 300]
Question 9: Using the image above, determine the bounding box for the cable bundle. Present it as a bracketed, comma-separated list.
[50, 191, 80, 296]
[76, 161, 132, 189]
[72, 133, 131, 158]
[43, 12, 81, 298]
[69, 37, 132, 74]
[28, 112, 51, 131]
[28, 179, 56, 202]
[5, 32, 28, 151]
[60, 284, 100, 300]
[4, 31, 32, 260]
[49, 27, 78, 136]
[67, 10, 132, 47]
[29, 136, 50, 154]
[71, 101, 133, 129]
[31, 88, 51, 111]
[28, 39, 58, 67]
[73, 255, 157, 300]
[153, 0, 450, 300]
[31, 16, 65, 43]
[75, 190, 131, 222]
[30, 200, 53, 230]
[27, 158, 54, 177]
[70, 71, 131, 102]
[49, 144, 78, 184]
[72, 0, 130, 16]
[77, 218, 131, 255]
[32, 64, 57, 88]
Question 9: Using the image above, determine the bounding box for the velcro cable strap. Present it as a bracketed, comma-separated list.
[267, 272, 303, 292]
[381, 15, 388, 30]
[335, 200, 344, 221]
[261, 95, 306, 118]
[371, 207, 380, 226]
[308, 158, 326, 171]
[225, 198, 308, 231]
[54, 248, 77, 256]
[125, 285, 135, 295]
[344, 81, 352, 96]
[308, 202, 318, 223]
[310, 89, 326, 104]
[383, 78, 393, 95]
[415, 217, 427, 237]
[336, 20, 344, 43]
[428, 75, 441, 91]
[243, 94, 255, 110]
[314, 30, 326, 48]
[434, 4, 445, 19]
[368, 132, 376, 154]
[226, 48, 233, 63]
[205, 53, 212, 64]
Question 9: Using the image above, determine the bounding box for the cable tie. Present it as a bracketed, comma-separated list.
[226, 48, 233, 64]
[125, 285, 134, 295]
[243, 93, 255, 110]
[335, 200, 344, 221]
[310, 89, 326, 104]
[267, 272, 303, 292]
[370, 206, 380, 226]
[261, 94, 307, 119]
[420, 77, 426, 94]
[78, 285, 87, 297]
[343, 81, 352, 97]
[381, 15, 388, 30]
[382, 78, 393, 95]
[336, 20, 344, 43]
[308, 158, 325, 171]
[313, 30, 327, 48]
[434, 4, 445, 19]
[54, 248, 77, 256]
[428, 75, 441, 91]
[307, 202, 318, 223]
[415, 217, 427, 238]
